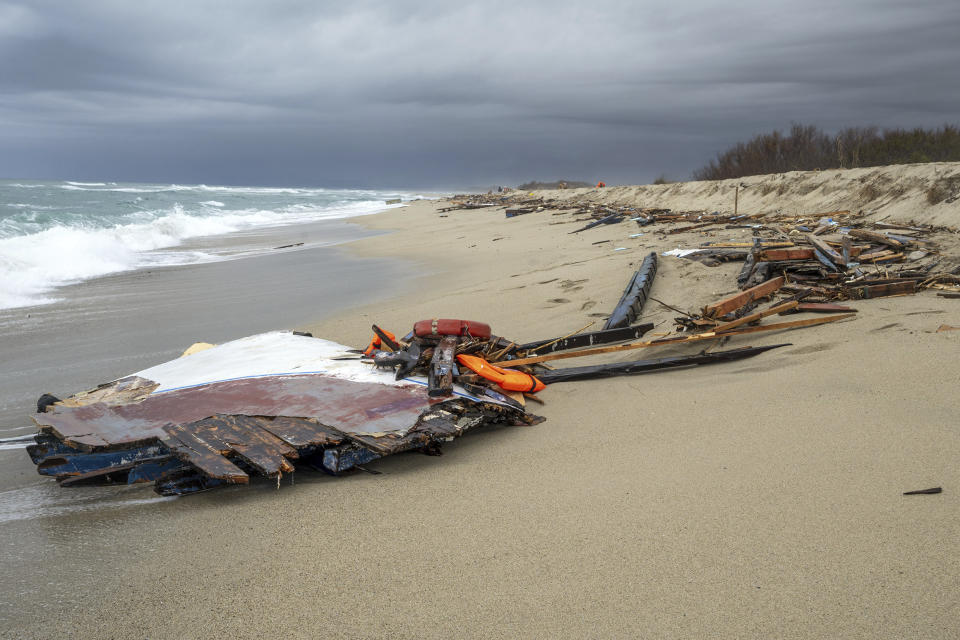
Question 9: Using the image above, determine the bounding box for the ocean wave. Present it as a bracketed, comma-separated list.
[0, 200, 390, 310]
[57, 183, 340, 195]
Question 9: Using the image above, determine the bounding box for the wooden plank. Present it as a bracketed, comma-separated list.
[712, 301, 798, 333]
[756, 248, 814, 261]
[493, 313, 856, 367]
[807, 235, 846, 267]
[162, 426, 249, 483]
[858, 250, 895, 263]
[794, 303, 857, 313]
[848, 229, 904, 248]
[186, 415, 298, 475]
[257, 416, 343, 448]
[702, 241, 794, 249]
[846, 281, 916, 299]
[703, 276, 785, 319]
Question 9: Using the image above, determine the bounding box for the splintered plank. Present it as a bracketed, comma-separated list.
[162, 425, 249, 483]
[183, 415, 295, 457]
[703, 276, 785, 318]
[807, 235, 847, 267]
[183, 414, 297, 476]
[848, 229, 904, 248]
[794, 303, 857, 313]
[257, 416, 343, 448]
[494, 313, 855, 367]
[712, 301, 798, 333]
[846, 281, 917, 299]
[756, 248, 815, 261]
[702, 241, 794, 248]
[858, 250, 896, 263]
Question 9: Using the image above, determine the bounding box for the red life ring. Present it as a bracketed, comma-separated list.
[413, 319, 492, 339]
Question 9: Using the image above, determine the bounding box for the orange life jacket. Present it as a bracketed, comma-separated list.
[456, 354, 546, 393]
[596, 181, 606, 188]
[362, 329, 397, 356]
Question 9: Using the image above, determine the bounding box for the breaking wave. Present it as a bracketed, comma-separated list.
[0, 182, 413, 310]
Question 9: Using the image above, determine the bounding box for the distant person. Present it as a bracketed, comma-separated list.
[497, 185, 503, 193]
[596, 181, 606, 188]
[559, 181, 567, 190]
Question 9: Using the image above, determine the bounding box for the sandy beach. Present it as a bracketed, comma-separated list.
[4, 166, 960, 638]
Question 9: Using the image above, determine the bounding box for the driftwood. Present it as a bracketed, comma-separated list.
[703, 276, 785, 319]
[494, 313, 855, 367]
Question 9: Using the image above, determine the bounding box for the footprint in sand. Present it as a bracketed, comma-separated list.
[588, 312, 608, 318]
[559, 279, 589, 290]
[547, 298, 571, 304]
[581, 300, 597, 311]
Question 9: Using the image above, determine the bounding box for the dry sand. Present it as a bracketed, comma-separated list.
[11, 165, 960, 639]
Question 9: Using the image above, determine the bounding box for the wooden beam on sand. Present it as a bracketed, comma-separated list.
[703, 276, 785, 319]
[492, 313, 856, 367]
[712, 301, 798, 333]
[807, 235, 847, 268]
[848, 229, 904, 248]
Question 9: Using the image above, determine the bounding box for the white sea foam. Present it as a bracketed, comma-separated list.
[65, 181, 107, 186]
[0, 200, 390, 310]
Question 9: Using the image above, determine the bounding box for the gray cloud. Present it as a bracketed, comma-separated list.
[1, 0, 958, 187]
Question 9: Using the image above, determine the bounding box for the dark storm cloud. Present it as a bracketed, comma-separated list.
[1, 0, 958, 187]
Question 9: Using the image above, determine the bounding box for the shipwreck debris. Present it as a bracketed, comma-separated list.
[603, 252, 658, 330]
[903, 487, 943, 495]
[27, 302, 795, 497]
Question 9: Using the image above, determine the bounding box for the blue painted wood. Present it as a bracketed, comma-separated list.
[322, 444, 381, 474]
[127, 458, 185, 484]
[36, 444, 166, 478]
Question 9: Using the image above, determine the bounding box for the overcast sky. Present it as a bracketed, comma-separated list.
[1, 0, 958, 188]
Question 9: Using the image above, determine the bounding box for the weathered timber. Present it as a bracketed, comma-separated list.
[536, 345, 789, 383]
[703, 276, 785, 318]
[712, 301, 798, 333]
[569, 213, 623, 234]
[162, 425, 250, 483]
[603, 252, 658, 330]
[518, 323, 654, 354]
[791, 303, 857, 313]
[846, 281, 917, 299]
[428, 335, 458, 397]
[702, 241, 794, 249]
[807, 235, 847, 267]
[936, 292, 960, 299]
[858, 250, 897, 263]
[848, 229, 903, 249]
[736, 253, 757, 288]
[757, 248, 816, 261]
[742, 262, 773, 290]
[493, 313, 855, 367]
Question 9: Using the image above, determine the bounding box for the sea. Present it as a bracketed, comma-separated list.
[0, 178, 428, 535]
[0, 179, 418, 310]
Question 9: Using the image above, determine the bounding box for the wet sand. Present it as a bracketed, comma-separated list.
[3, 192, 959, 639]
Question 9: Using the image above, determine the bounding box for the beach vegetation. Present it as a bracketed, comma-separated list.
[694, 123, 960, 180]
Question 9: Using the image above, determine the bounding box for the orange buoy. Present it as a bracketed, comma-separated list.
[362, 328, 397, 356]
